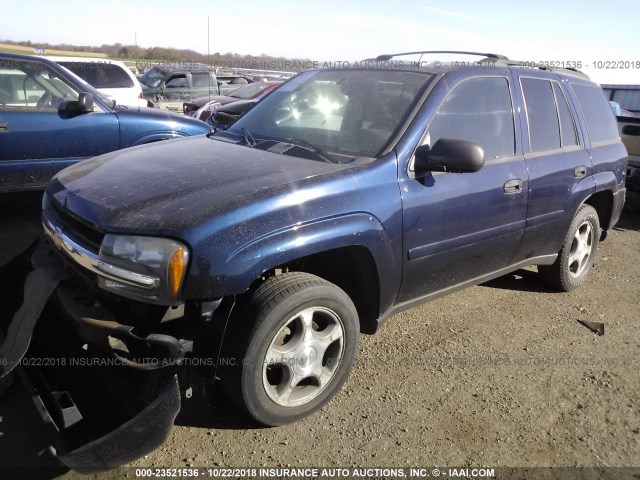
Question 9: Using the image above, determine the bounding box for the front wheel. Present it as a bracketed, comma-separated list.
[220, 272, 359, 426]
[539, 204, 600, 291]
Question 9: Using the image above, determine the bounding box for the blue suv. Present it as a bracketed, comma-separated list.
[3, 51, 627, 469]
[0, 53, 211, 192]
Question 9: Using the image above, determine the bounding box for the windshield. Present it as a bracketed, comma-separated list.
[225, 69, 433, 160]
[139, 66, 166, 88]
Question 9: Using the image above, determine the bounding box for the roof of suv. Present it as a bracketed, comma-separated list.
[361, 51, 590, 80]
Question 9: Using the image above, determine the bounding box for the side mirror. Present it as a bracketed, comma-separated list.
[414, 138, 484, 174]
[60, 92, 94, 113]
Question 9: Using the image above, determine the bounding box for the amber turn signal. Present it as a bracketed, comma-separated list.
[168, 246, 189, 298]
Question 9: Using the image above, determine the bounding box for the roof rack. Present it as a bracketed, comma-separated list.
[478, 58, 590, 79]
[364, 51, 509, 62]
[363, 51, 590, 80]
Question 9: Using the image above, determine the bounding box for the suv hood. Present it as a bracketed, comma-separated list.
[48, 135, 350, 233]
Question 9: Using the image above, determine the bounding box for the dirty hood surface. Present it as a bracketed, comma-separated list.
[49, 135, 348, 233]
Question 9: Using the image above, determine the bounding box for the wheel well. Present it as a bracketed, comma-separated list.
[281, 247, 380, 335]
[584, 191, 613, 235]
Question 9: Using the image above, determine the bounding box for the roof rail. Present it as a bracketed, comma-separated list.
[478, 58, 590, 80]
[364, 51, 509, 62]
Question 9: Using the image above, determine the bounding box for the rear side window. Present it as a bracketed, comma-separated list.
[427, 77, 515, 160]
[572, 84, 619, 144]
[521, 78, 561, 152]
[60, 62, 134, 89]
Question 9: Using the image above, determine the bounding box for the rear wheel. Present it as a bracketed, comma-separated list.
[539, 204, 600, 291]
[220, 272, 359, 426]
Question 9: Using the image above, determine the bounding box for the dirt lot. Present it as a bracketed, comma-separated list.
[0, 192, 638, 479]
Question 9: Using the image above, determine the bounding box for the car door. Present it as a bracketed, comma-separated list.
[0, 58, 119, 191]
[398, 75, 528, 304]
[509, 72, 593, 262]
[162, 73, 191, 101]
[191, 71, 219, 97]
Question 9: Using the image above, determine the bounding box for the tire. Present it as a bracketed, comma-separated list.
[539, 204, 600, 292]
[220, 272, 359, 426]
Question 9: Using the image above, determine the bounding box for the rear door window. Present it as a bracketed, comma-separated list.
[521, 78, 561, 152]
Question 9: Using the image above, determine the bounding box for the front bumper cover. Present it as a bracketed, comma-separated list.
[20, 367, 181, 473]
[0, 239, 190, 472]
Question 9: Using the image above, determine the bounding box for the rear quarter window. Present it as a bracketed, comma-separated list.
[571, 84, 619, 144]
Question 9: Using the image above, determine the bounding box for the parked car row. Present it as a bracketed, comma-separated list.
[50, 57, 148, 108]
[138, 62, 219, 106]
[183, 80, 281, 120]
[0, 53, 211, 192]
[34, 55, 288, 126]
[0, 52, 292, 193]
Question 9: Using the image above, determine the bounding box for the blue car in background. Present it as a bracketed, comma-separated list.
[0, 53, 211, 192]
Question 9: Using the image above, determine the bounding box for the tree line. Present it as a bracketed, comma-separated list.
[2, 40, 309, 70]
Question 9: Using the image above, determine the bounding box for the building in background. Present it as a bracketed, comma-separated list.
[602, 85, 640, 114]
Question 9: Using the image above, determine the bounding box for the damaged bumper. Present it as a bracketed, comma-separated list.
[21, 367, 181, 472]
[0, 240, 200, 471]
[55, 280, 193, 370]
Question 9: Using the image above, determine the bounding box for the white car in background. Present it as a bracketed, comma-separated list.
[44, 56, 148, 108]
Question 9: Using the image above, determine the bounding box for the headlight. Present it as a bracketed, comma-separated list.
[98, 234, 190, 304]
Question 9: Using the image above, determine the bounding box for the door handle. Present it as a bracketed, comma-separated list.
[0, 121, 7, 131]
[574, 166, 587, 177]
[503, 179, 523, 194]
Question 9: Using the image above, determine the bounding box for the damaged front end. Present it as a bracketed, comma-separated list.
[0, 237, 231, 472]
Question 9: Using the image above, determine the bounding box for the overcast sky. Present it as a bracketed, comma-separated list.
[2, 0, 639, 84]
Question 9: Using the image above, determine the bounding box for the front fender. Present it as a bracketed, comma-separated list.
[212, 213, 399, 302]
[127, 131, 189, 147]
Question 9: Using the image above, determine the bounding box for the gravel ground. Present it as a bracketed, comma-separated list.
[0, 192, 638, 479]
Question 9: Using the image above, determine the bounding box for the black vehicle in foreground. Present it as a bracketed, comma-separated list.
[0, 51, 627, 471]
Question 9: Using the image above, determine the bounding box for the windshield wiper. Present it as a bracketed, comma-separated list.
[241, 127, 257, 146]
[286, 138, 339, 164]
